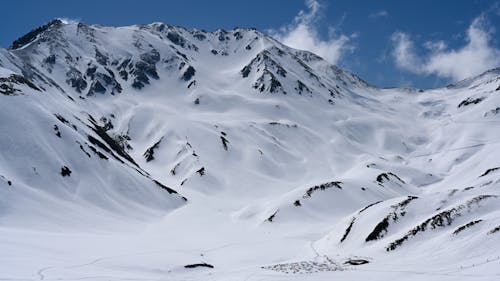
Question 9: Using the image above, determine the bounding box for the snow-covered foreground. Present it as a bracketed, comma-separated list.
[1, 20, 500, 280]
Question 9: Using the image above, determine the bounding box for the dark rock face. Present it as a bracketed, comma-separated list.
[60, 166, 72, 177]
[0, 74, 40, 95]
[479, 167, 500, 177]
[95, 48, 109, 66]
[44, 54, 56, 65]
[365, 196, 418, 242]
[66, 67, 87, 93]
[303, 181, 343, 198]
[86, 70, 122, 96]
[182, 66, 196, 81]
[10, 19, 63, 49]
[167, 32, 186, 47]
[143, 138, 163, 162]
[131, 49, 161, 89]
[376, 172, 405, 185]
[452, 220, 482, 235]
[458, 97, 484, 108]
[344, 259, 369, 265]
[386, 195, 497, 251]
[184, 263, 214, 269]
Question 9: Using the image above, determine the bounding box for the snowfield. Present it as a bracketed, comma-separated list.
[0, 20, 500, 280]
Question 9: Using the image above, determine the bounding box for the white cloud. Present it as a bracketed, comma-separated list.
[270, 0, 356, 65]
[391, 15, 500, 81]
[369, 10, 389, 19]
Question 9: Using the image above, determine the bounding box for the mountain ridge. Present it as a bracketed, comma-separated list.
[1, 20, 500, 281]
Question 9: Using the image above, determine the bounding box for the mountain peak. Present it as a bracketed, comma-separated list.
[9, 19, 64, 50]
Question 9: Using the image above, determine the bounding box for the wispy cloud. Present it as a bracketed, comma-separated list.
[391, 14, 500, 81]
[369, 10, 389, 19]
[270, 0, 356, 65]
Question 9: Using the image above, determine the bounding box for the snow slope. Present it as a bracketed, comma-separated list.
[1, 20, 500, 280]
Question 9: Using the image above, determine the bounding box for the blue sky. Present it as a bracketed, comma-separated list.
[0, 0, 499, 88]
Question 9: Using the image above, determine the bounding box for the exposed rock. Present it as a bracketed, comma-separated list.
[458, 97, 484, 108]
[479, 167, 500, 177]
[184, 263, 214, 269]
[452, 220, 482, 235]
[182, 66, 196, 81]
[143, 137, 163, 162]
[60, 166, 71, 177]
[10, 19, 63, 49]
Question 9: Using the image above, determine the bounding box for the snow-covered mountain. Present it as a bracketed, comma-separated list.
[1, 20, 499, 280]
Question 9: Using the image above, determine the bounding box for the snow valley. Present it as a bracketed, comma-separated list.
[1, 20, 500, 280]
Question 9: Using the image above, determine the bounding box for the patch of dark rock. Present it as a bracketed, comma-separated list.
[220, 136, 229, 151]
[496, 85, 500, 91]
[87, 80, 106, 95]
[196, 167, 205, 176]
[358, 201, 383, 214]
[268, 122, 297, 128]
[44, 54, 56, 64]
[211, 49, 218, 55]
[0, 74, 40, 95]
[65, 68, 87, 93]
[182, 66, 196, 81]
[187, 80, 196, 88]
[153, 179, 182, 196]
[170, 163, 180, 175]
[184, 263, 214, 269]
[245, 44, 252, 50]
[295, 80, 311, 95]
[131, 59, 159, 89]
[88, 120, 137, 166]
[303, 181, 343, 198]
[488, 226, 500, 235]
[77, 142, 91, 158]
[344, 259, 369, 265]
[376, 172, 405, 184]
[88, 145, 108, 160]
[233, 31, 243, 40]
[192, 32, 206, 41]
[119, 70, 128, 81]
[267, 210, 278, 222]
[484, 107, 500, 117]
[479, 167, 500, 177]
[54, 114, 69, 125]
[458, 97, 484, 108]
[194, 97, 200, 105]
[53, 125, 61, 138]
[140, 49, 160, 64]
[60, 166, 72, 177]
[176, 50, 188, 61]
[167, 32, 186, 47]
[341, 217, 356, 242]
[241, 65, 252, 78]
[95, 48, 109, 66]
[143, 137, 163, 162]
[86, 65, 97, 77]
[387, 195, 497, 251]
[452, 220, 482, 235]
[366, 217, 390, 242]
[366, 196, 418, 242]
[293, 200, 301, 207]
[10, 19, 62, 49]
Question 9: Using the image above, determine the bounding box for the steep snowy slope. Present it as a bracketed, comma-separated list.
[0, 20, 499, 280]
